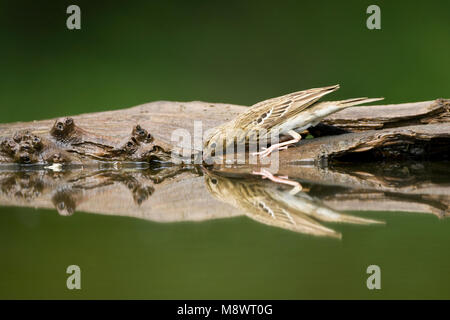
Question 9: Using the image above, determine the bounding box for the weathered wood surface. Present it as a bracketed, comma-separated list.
[0, 101, 243, 145]
[280, 122, 450, 164]
[321, 98, 450, 131]
[0, 101, 245, 165]
[0, 99, 448, 165]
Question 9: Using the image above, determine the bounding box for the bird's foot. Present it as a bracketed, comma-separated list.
[252, 168, 302, 194]
[251, 130, 301, 158]
[251, 144, 290, 158]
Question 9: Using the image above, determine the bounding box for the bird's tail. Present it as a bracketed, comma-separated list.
[327, 212, 385, 225]
[337, 97, 384, 107]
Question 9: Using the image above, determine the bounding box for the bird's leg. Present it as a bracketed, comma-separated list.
[252, 168, 302, 194]
[252, 130, 301, 158]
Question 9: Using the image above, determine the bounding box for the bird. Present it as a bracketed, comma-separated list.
[203, 84, 383, 159]
[203, 168, 383, 238]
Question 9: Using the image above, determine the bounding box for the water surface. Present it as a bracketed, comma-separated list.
[1, 162, 449, 299]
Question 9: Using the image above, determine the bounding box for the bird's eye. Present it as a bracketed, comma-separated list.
[21, 155, 31, 163]
[211, 178, 218, 185]
[210, 142, 216, 149]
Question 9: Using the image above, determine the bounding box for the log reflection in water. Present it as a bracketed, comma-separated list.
[0, 162, 449, 238]
[0, 165, 241, 222]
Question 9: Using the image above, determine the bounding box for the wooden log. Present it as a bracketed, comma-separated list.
[320, 98, 450, 132]
[0, 99, 448, 165]
[280, 122, 450, 164]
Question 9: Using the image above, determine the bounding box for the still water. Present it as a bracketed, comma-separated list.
[1, 162, 449, 299]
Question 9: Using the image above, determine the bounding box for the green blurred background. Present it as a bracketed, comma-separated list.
[0, 0, 449, 124]
[0, 0, 450, 299]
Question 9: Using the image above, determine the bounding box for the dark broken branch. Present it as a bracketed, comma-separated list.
[280, 122, 450, 165]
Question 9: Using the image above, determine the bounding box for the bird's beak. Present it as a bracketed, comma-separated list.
[201, 165, 212, 176]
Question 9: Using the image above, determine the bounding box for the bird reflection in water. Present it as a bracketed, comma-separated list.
[204, 167, 383, 238]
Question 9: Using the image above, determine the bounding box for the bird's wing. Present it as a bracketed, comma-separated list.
[234, 85, 340, 131]
[272, 190, 384, 225]
[243, 193, 341, 238]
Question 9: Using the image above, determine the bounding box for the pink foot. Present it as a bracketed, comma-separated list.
[251, 130, 301, 158]
[252, 144, 289, 158]
[252, 168, 302, 194]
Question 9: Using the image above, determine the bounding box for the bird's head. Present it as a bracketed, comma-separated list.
[203, 128, 228, 162]
[203, 124, 250, 163]
[203, 167, 240, 203]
